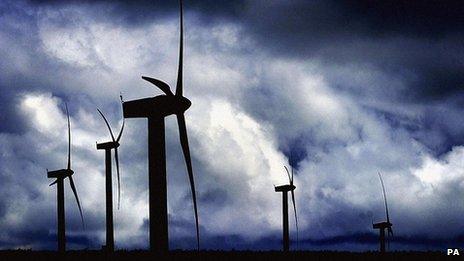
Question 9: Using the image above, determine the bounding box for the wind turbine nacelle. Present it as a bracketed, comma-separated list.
[123, 95, 191, 119]
[96, 141, 119, 150]
[373, 221, 392, 229]
[47, 169, 73, 178]
[274, 184, 296, 192]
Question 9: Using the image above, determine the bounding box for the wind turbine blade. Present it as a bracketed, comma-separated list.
[66, 104, 71, 170]
[49, 180, 58, 186]
[387, 233, 390, 251]
[97, 109, 116, 142]
[291, 189, 299, 249]
[116, 95, 125, 143]
[175, 0, 183, 96]
[116, 116, 125, 143]
[141, 76, 174, 96]
[290, 151, 295, 184]
[115, 147, 121, 210]
[378, 172, 390, 223]
[386, 227, 393, 250]
[177, 113, 200, 250]
[284, 166, 291, 184]
[69, 175, 85, 229]
[291, 164, 294, 184]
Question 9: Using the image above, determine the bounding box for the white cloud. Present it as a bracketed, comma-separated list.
[20, 93, 64, 135]
[412, 147, 464, 186]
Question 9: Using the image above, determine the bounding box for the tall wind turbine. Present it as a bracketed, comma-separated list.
[122, 0, 199, 254]
[372, 172, 393, 253]
[47, 104, 85, 252]
[96, 97, 125, 252]
[274, 165, 298, 252]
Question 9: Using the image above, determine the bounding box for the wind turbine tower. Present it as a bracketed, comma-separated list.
[96, 98, 124, 252]
[372, 172, 393, 253]
[47, 104, 84, 252]
[122, 0, 199, 254]
[275, 165, 298, 252]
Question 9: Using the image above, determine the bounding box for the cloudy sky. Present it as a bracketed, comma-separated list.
[1, 0, 464, 252]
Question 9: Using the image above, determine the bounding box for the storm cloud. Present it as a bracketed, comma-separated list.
[1, 0, 464, 251]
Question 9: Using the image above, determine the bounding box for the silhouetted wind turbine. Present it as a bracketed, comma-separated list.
[274, 165, 298, 252]
[372, 172, 393, 253]
[122, 0, 199, 254]
[47, 104, 84, 252]
[96, 97, 125, 252]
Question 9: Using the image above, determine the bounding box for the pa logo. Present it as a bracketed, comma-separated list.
[447, 248, 460, 255]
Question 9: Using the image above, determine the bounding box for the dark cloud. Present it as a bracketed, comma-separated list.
[26, 0, 464, 101]
[2, 0, 464, 252]
[29, 0, 245, 27]
[199, 188, 229, 205]
[172, 234, 281, 251]
[175, 231, 464, 250]
[0, 89, 26, 133]
[243, 2, 464, 101]
[0, 229, 55, 250]
[29, 0, 464, 35]
[344, 0, 464, 37]
[301, 232, 464, 250]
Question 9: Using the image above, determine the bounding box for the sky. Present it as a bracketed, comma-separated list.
[1, 0, 464, 252]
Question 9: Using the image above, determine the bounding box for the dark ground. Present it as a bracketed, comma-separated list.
[0, 250, 457, 261]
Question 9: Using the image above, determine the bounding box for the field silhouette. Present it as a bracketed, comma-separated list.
[0, 250, 453, 261]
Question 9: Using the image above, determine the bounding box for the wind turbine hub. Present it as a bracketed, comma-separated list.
[66, 169, 74, 177]
[123, 95, 192, 119]
[274, 184, 296, 192]
[179, 96, 192, 111]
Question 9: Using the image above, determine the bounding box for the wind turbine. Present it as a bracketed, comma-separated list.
[372, 172, 393, 253]
[96, 97, 125, 252]
[274, 165, 298, 252]
[47, 104, 84, 252]
[122, 0, 199, 254]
